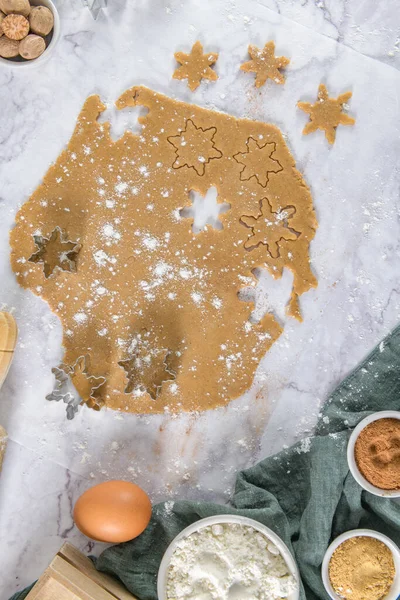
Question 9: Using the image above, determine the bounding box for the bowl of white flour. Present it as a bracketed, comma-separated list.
[157, 515, 300, 600]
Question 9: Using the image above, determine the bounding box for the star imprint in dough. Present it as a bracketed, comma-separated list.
[168, 119, 222, 176]
[240, 199, 300, 258]
[240, 42, 290, 88]
[234, 138, 283, 187]
[297, 84, 355, 144]
[118, 330, 176, 400]
[173, 41, 218, 92]
[28, 227, 81, 278]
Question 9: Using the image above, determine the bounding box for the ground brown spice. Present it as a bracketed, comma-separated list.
[355, 418, 400, 490]
[329, 536, 395, 600]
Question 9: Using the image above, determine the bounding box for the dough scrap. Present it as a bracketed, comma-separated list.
[173, 41, 218, 92]
[10, 85, 317, 414]
[298, 83, 355, 144]
[240, 42, 290, 88]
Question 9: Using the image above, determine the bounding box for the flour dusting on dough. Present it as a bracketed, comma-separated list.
[10, 86, 317, 414]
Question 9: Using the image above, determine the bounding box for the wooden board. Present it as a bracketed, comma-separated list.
[59, 543, 135, 600]
[0, 424, 7, 473]
[26, 543, 137, 600]
[0, 312, 17, 389]
[0, 312, 16, 473]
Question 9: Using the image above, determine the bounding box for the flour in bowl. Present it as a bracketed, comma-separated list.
[166, 522, 296, 599]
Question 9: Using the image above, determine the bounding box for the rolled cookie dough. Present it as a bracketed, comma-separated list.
[10, 86, 317, 414]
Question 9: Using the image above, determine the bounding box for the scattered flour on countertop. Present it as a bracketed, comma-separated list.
[166, 523, 296, 600]
[295, 437, 312, 454]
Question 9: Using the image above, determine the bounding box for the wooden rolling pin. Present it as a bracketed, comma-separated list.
[0, 311, 17, 472]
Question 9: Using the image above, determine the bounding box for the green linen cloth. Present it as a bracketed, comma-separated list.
[10, 325, 400, 600]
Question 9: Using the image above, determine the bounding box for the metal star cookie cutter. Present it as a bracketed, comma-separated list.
[46, 356, 106, 419]
[46, 365, 81, 420]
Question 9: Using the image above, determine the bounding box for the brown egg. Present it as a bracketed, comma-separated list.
[73, 480, 152, 543]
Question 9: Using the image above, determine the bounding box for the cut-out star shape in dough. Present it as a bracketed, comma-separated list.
[28, 226, 81, 278]
[240, 42, 290, 88]
[68, 355, 106, 411]
[118, 331, 176, 400]
[180, 186, 231, 233]
[173, 41, 218, 92]
[234, 137, 283, 187]
[240, 199, 299, 258]
[297, 84, 355, 144]
[168, 119, 222, 176]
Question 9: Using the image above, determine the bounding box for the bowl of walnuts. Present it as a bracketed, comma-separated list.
[0, 0, 60, 66]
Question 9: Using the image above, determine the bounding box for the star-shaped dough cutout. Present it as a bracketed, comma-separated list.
[68, 355, 106, 411]
[28, 226, 81, 278]
[240, 199, 300, 258]
[240, 42, 290, 88]
[297, 84, 355, 144]
[233, 137, 283, 187]
[180, 186, 231, 233]
[173, 41, 218, 92]
[118, 331, 176, 400]
[168, 119, 222, 176]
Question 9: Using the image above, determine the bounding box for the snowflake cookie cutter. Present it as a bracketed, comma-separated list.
[47, 356, 106, 418]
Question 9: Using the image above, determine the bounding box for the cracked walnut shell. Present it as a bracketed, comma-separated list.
[2, 13, 29, 40]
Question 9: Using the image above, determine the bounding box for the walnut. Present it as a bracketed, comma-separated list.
[0, 34, 19, 56]
[0, 11, 5, 36]
[2, 13, 29, 40]
[19, 32, 45, 59]
[29, 6, 53, 36]
[0, 0, 30, 17]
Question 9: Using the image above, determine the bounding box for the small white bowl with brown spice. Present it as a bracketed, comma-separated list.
[322, 529, 400, 600]
[0, 0, 60, 68]
[347, 410, 400, 498]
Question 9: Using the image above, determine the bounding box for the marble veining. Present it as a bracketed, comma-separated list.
[1, 0, 400, 597]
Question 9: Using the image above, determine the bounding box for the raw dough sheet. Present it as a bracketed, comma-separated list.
[10, 86, 317, 414]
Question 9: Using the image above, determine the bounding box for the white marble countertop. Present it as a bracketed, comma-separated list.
[1, 0, 400, 597]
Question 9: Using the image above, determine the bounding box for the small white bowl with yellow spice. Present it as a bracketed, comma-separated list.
[0, 0, 60, 67]
[347, 410, 400, 498]
[322, 529, 400, 600]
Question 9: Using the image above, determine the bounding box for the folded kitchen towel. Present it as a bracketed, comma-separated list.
[10, 324, 400, 600]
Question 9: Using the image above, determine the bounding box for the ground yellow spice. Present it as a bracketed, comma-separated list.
[329, 536, 395, 600]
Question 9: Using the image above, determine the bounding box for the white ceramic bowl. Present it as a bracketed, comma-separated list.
[157, 514, 300, 600]
[347, 410, 400, 498]
[0, 0, 60, 69]
[322, 529, 400, 600]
